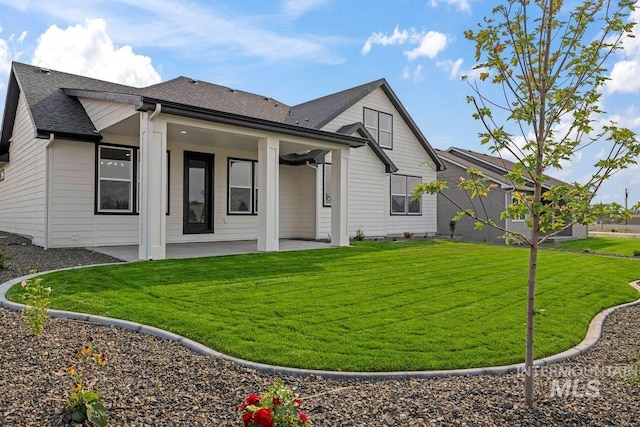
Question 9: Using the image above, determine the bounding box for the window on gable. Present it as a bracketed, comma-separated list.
[509, 191, 529, 222]
[98, 146, 134, 213]
[391, 174, 422, 215]
[228, 158, 258, 214]
[323, 164, 332, 207]
[364, 107, 393, 149]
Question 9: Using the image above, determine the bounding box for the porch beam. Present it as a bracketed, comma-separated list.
[138, 112, 168, 260]
[257, 136, 280, 251]
[331, 148, 350, 247]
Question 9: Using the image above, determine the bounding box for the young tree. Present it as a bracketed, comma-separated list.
[415, 0, 639, 407]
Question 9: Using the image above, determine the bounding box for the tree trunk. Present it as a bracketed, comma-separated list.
[524, 236, 538, 407]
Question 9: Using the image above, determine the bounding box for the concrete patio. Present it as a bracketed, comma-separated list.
[87, 239, 332, 262]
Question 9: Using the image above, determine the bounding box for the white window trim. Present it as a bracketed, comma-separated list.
[364, 107, 393, 149]
[97, 145, 134, 214]
[323, 163, 332, 207]
[390, 174, 422, 216]
[228, 158, 258, 215]
[509, 191, 528, 222]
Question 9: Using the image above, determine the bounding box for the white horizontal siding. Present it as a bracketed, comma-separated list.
[279, 165, 316, 239]
[49, 140, 139, 247]
[79, 99, 137, 131]
[320, 87, 438, 237]
[166, 142, 260, 243]
[0, 92, 46, 245]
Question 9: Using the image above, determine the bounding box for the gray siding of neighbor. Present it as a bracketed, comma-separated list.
[437, 161, 506, 243]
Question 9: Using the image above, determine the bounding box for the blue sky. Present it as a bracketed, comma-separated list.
[0, 0, 638, 207]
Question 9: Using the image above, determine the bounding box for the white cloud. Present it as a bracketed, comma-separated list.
[282, 0, 328, 19]
[362, 26, 447, 60]
[401, 65, 425, 82]
[1, 0, 344, 65]
[405, 31, 447, 60]
[429, 0, 471, 13]
[31, 19, 161, 87]
[607, 60, 640, 94]
[437, 58, 464, 79]
[17, 31, 27, 43]
[362, 26, 408, 55]
[607, 4, 640, 94]
[0, 38, 9, 76]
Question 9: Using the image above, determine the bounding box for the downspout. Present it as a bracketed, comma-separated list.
[44, 133, 55, 250]
[143, 104, 161, 260]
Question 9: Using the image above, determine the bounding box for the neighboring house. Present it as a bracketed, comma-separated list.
[436, 147, 588, 243]
[0, 62, 444, 259]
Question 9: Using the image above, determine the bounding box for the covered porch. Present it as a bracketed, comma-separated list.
[87, 93, 365, 261]
[88, 239, 333, 262]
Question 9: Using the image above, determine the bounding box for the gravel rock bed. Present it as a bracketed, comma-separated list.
[1, 232, 639, 426]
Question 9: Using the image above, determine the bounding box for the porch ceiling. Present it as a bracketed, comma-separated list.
[103, 116, 334, 155]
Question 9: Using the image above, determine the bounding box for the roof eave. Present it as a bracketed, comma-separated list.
[338, 123, 398, 173]
[36, 129, 103, 142]
[0, 69, 20, 155]
[379, 83, 445, 171]
[142, 98, 367, 148]
[64, 88, 145, 109]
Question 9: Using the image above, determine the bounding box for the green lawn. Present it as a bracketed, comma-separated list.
[7, 240, 640, 371]
[549, 237, 640, 257]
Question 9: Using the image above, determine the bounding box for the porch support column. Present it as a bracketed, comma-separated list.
[257, 136, 280, 252]
[138, 111, 168, 260]
[331, 147, 350, 247]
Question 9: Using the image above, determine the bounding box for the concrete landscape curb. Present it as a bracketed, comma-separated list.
[2, 266, 639, 380]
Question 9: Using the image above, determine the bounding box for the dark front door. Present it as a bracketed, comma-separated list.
[184, 152, 214, 234]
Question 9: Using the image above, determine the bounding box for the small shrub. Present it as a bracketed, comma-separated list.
[0, 242, 12, 270]
[64, 337, 107, 427]
[582, 247, 592, 253]
[633, 249, 640, 257]
[353, 225, 365, 241]
[448, 219, 457, 239]
[237, 379, 309, 426]
[20, 270, 51, 335]
[404, 231, 414, 239]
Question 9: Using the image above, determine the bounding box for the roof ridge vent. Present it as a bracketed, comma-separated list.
[190, 79, 199, 84]
[39, 67, 51, 74]
[264, 97, 271, 101]
[228, 88, 237, 93]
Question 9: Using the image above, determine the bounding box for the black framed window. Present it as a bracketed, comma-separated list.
[228, 158, 258, 215]
[323, 164, 332, 207]
[97, 145, 134, 213]
[364, 107, 393, 149]
[391, 174, 422, 215]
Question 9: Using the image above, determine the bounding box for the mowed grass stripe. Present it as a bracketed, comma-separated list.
[8, 240, 639, 371]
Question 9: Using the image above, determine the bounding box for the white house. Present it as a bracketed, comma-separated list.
[0, 62, 444, 260]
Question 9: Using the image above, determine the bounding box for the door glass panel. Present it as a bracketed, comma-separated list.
[188, 165, 206, 224]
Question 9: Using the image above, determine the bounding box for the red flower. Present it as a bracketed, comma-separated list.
[242, 411, 253, 426]
[272, 397, 281, 406]
[293, 398, 302, 408]
[246, 393, 261, 406]
[299, 411, 309, 423]
[253, 408, 273, 427]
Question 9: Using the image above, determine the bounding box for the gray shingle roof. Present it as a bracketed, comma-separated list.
[285, 79, 386, 129]
[9, 62, 138, 141]
[441, 147, 570, 189]
[141, 77, 290, 123]
[1, 62, 441, 172]
[285, 78, 444, 171]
